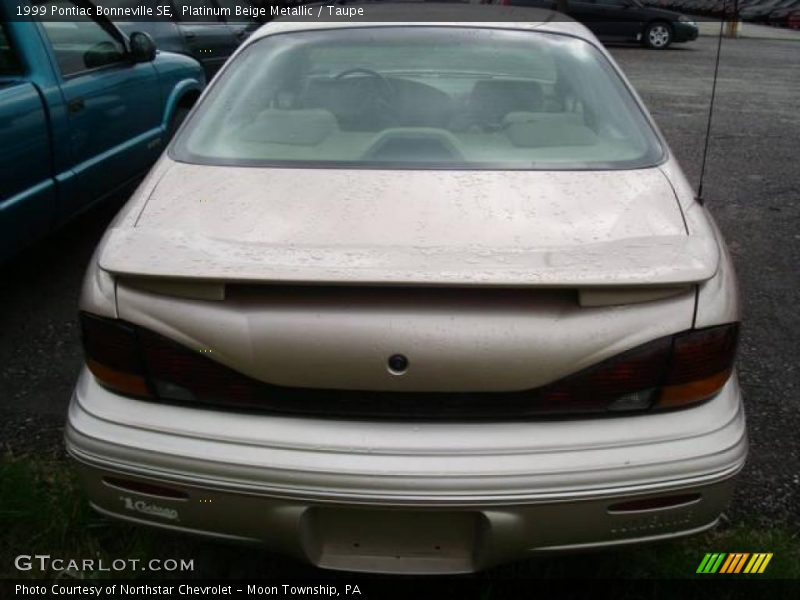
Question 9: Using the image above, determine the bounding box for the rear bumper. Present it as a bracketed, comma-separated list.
[66, 368, 747, 573]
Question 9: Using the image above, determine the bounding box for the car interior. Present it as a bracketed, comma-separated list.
[180, 31, 657, 167]
[231, 69, 602, 162]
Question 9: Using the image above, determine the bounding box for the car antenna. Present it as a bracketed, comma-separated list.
[696, 17, 726, 205]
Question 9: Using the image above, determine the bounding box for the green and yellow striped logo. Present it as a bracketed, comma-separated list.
[696, 552, 773, 574]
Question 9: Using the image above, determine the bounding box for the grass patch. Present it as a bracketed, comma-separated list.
[1, 455, 798, 580]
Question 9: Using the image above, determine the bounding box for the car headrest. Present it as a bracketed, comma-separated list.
[302, 78, 361, 115]
[240, 109, 337, 145]
[469, 80, 544, 124]
[503, 112, 597, 148]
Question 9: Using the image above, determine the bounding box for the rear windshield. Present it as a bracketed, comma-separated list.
[171, 27, 664, 170]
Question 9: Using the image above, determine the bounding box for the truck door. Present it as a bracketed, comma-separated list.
[0, 22, 56, 261]
[171, 0, 237, 78]
[37, 2, 162, 221]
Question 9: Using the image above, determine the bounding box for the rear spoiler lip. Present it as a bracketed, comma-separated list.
[98, 227, 719, 288]
[116, 276, 694, 306]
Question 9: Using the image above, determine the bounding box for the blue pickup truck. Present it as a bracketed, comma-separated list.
[0, 0, 205, 262]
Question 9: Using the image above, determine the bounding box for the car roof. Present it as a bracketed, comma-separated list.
[248, 3, 596, 44]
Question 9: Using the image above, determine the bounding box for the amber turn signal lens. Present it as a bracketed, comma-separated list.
[81, 313, 151, 398]
[656, 324, 739, 408]
[86, 358, 150, 397]
[659, 369, 733, 408]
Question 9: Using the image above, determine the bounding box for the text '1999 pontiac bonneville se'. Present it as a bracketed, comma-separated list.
[66, 5, 746, 574]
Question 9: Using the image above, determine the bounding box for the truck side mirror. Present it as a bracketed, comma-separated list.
[129, 32, 157, 64]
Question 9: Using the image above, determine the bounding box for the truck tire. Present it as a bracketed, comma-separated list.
[167, 106, 190, 140]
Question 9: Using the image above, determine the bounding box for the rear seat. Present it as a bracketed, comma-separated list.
[468, 80, 545, 125]
[503, 111, 598, 148]
[240, 109, 338, 146]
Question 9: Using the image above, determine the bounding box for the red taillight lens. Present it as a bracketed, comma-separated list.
[80, 312, 263, 408]
[138, 329, 260, 407]
[80, 312, 739, 417]
[537, 324, 738, 413]
[538, 337, 673, 412]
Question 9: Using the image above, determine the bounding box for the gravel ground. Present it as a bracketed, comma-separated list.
[610, 37, 800, 529]
[1, 36, 798, 532]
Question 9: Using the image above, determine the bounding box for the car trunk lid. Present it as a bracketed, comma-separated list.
[104, 161, 712, 393]
[99, 161, 718, 287]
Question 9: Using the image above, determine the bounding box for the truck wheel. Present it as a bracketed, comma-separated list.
[643, 22, 673, 49]
[167, 107, 190, 140]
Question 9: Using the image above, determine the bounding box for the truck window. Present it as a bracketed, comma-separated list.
[38, 1, 126, 77]
[0, 23, 22, 75]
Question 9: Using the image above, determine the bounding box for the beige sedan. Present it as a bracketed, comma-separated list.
[67, 5, 746, 574]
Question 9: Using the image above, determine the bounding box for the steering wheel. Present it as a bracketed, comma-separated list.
[333, 68, 398, 126]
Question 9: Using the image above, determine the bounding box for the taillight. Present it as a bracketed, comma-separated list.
[80, 312, 264, 408]
[80, 311, 738, 417]
[80, 314, 150, 398]
[537, 336, 673, 412]
[659, 325, 739, 408]
[138, 328, 261, 407]
[538, 324, 738, 413]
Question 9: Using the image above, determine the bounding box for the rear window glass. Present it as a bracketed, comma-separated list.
[172, 27, 664, 170]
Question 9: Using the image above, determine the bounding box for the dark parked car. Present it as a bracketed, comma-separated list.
[495, 0, 699, 48]
[740, 0, 798, 21]
[642, 0, 756, 18]
[105, 0, 267, 79]
[765, 0, 800, 25]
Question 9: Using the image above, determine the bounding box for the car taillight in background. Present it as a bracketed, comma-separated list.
[80, 312, 738, 417]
